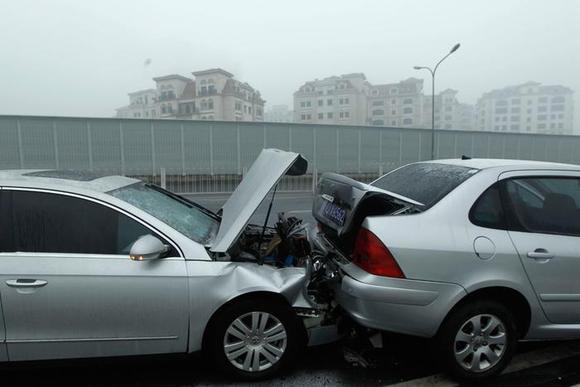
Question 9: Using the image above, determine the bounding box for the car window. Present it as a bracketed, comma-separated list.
[109, 183, 219, 245]
[372, 163, 479, 210]
[469, 183, 506, 229]
[504, 177, 580, 237]
[0, 190, 175, 255]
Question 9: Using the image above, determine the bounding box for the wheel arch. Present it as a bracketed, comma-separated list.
[201, 291, 307, 353]
[439, 286, 532, 339]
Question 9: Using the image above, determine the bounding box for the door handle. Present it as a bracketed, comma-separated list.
[527, 249, 554, 260]
[6, 279, 48, 288]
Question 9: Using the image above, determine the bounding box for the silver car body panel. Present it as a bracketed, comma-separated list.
[327, 159, 580, 340]
[0, 157, 313, 362]
[210, 148, 306, 253]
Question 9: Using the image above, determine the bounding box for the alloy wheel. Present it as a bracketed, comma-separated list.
[223, 311, 288, 372]
[454, 313, 507, 372]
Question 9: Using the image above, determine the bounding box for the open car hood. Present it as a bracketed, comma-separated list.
[209, 148, 307, 253]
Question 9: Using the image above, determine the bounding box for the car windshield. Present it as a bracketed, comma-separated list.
[109, 183, 219, 245]
[371, 163, 478, 210]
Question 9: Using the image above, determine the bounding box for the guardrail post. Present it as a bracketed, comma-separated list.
[160, 168, 166, 189]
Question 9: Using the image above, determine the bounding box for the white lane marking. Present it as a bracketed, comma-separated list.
[286, 210, 312, 214]
[389, 340, 580, 387]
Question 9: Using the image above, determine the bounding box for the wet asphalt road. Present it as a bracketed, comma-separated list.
[4, 336, 580, 386]
[5, 192, 578, 386]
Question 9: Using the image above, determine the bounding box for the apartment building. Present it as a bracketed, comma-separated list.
[367, 78, 424, 127]
[423, 89, 474, 131]
[116, 68, 265, 122]
[475, 82, 574, 134]
[293, 73, 370, 125]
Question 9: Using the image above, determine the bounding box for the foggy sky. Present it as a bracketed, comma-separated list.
[1, 0, 579, 132]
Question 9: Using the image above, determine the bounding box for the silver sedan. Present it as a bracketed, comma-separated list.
[0, 149, 328, 380]
[312, 158, 580, 381]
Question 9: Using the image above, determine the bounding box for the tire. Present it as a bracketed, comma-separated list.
[437, 300, 518, 382]
[205, 297, 304, 380]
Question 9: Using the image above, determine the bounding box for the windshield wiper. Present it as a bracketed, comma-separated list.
[145, 184, 220, 220]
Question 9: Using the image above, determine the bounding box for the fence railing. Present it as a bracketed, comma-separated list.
[135, 169, 391, 194]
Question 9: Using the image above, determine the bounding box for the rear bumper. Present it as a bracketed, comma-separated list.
[334, 264, 466, 338]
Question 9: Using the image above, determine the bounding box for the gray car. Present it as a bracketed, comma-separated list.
[312, 158, 580, 381]
[0, 149, 336, 380]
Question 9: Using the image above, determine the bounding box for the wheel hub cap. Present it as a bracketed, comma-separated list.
[223, 311, 287, 373]
[454, 313, 507, 373]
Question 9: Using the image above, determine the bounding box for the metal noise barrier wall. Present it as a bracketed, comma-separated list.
[1, 115, 580, 193]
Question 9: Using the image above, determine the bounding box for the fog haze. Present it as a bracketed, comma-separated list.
[1, 0, 578, 131]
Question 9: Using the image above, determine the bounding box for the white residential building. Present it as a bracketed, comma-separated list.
[475, 82, 574, 134]
[423, 89, 475, 131]
[116, 68, 265, 122]
[293, 73, 370, 126]
[368, 78, 424, 128]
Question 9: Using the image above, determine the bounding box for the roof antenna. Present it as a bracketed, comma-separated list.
[461, 155, 472, 160]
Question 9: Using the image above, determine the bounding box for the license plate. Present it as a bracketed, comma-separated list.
[322, 201, 346, 226]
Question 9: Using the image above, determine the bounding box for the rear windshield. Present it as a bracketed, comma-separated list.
[371, 163, 478, 210]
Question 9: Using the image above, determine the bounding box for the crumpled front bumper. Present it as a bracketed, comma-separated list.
[334, 263, 467, 338]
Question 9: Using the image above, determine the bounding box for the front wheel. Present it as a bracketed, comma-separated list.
[205, 297, 304, 380]
[437, 300, 518, 381]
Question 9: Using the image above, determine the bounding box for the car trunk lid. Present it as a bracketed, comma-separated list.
[312, 172, 423, 253]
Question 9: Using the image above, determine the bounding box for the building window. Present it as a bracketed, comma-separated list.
[538, 123, 546, 129]
[495, 108, 508, 114]
[306, 114, 312, 120]
[372, 100, 384, 106]
[248, 106, 252, 114]
[403, 98, 413, 104]
[496, 100, 508, 106]
[327, 112, 333, 119]
[402, 118, 413, 125]
[256, 107, 262, 116]
[390, 88, 398, 95]
[327, 99, 333, 106]
[403, 107, 413, 114]
[372, 89, 379, 96]
[552, 96, 565, 103]
[318, 99, 323, 106]
[510, 124, 520, 130]
[391, 110, 396, 115]
[372, 109, 384, 116]
[511, 107, 521, 113]
[538, 106, 547, 112]
[318, 113, 323, 119]
[345, 111, 350, 118]
[539, 97, 548, 103]
[243, 105, 247, 113]
[391, 120, 396, 125]
[444, 115, 452, 121]
[551, 105, 565, 112]
[391, 99, 396, 104]
[511, 98, 521, 105]
[235, 102, 242, 111]
[511, 116, 519, 122]
[300, 102, 305, 108]
[306, 101, 311, 107]
[445, 106, 452, 112]
[538, 115, 547, 121]
[372, 120, 384, 126]
[301, 114, 306, 120]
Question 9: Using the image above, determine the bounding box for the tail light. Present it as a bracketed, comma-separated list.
[351, 228, 405, 278]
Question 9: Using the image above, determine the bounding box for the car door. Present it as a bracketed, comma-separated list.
[0, 188, 189, 361]
[500, 171, 580, 324]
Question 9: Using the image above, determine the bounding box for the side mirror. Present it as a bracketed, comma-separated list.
[129, 234, 169, 261]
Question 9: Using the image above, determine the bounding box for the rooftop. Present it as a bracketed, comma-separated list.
[152, 74, 191, 83]
[192, 68, 234, 78]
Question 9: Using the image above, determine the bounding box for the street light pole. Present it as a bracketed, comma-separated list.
[414, 43, 461, 160]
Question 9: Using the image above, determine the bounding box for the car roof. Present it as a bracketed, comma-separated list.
[425, 158, 580, 172]
[0, 170, 139, 194]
